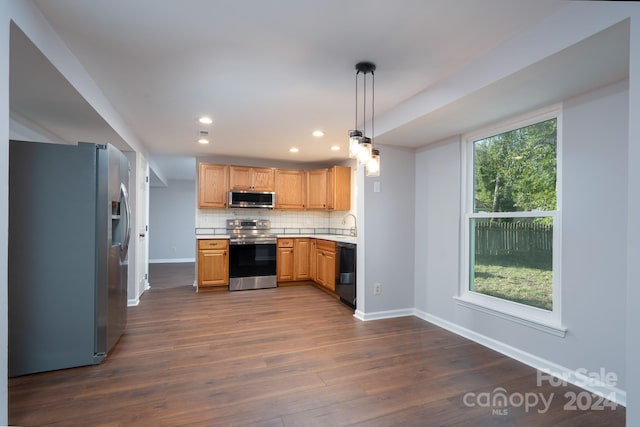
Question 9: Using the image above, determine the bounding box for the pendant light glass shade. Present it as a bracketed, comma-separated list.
[366, 148, 380, 177]
[357, 137, 372, 164]
[349, 130, 362, 158]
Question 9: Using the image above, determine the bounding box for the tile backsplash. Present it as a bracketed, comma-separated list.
[196, 208, 357, 236]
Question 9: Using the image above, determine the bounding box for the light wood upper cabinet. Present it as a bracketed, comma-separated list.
[229, 166, 275, 192]
[306, 166, 351, 211]
[198, 163, 228, 208]
[327, 166, 351, 211]
[307, 169, 328, 209]
[197, 162, 350, 210]
[275, 169, 306, 209]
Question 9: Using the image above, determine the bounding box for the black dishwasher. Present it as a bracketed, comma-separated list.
[335, 242, 356, 309]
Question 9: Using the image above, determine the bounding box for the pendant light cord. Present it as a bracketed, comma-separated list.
[363, 71, 367, 137]
[355, 68, 358, 130]
[372, 70, 375, 146]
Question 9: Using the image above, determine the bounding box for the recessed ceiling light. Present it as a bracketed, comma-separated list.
[331, 145, 340, 151]
[199, 117, 213, 125]
[198, 138, 209, 144]
[289, 147, 299, 153]
[312, 130, 324, 137]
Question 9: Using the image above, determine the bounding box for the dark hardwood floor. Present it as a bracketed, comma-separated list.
[9, 282, 624, 426]
[149, 262, 196, 289]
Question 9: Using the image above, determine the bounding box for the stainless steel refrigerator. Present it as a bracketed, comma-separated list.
[8, 141, 131, 377]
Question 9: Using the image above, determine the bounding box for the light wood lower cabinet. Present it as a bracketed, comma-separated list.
[197, 239, 229, 290]
[277, 238, 310, 282]
[293, 238, 311, 280]
[276, 238, 337, 292]
[314, 239, 336, 291]
[277, 239, 295, 281]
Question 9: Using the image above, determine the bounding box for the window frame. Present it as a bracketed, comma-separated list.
[456, 104, 566, 337]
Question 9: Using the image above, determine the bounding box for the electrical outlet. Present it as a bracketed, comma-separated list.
[374, 283, 381, 295]
[172, 246, 177, 253]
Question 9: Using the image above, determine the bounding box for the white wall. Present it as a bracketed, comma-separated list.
[626, 14, 640, 425]
[414, 137, 461, 322]
[3, 2, 150, 422]
[362, 145, 415, 315]
[414, 79, 629, 396]
[1, 2, 9, 423]
[124, 151, 150, 305]
[149, 180, 196, 262]
[560, 81, 628, 380]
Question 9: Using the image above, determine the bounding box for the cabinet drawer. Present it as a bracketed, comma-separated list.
[278, 238, 294, 248]
[316, 239, 336, 253]
[198, 239, 229, 250]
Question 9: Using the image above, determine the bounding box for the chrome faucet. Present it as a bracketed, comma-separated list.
[342, 213, 357, 237]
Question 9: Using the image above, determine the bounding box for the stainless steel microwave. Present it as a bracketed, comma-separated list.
[228, 190, 275, 209]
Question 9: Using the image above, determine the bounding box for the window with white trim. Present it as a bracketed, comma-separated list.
[459, 106, 564, 335]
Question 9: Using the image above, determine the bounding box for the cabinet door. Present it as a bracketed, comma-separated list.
[198, 249, 229, 287]
[275, 169, 306, 209]
[293, 238, 311, 280]
[251, 168, 275, 192]
[277, 247, 294, 281]
[307, 169, 328, 210]
[323, 250, 336, 291]
[230, 166, 275, 191]
[229, 166, 252, 190]
[310, 239, 317, 281]
[315, 249, 326, 286]
[198, 163, 228, 208]
[328, 166, 351, 211]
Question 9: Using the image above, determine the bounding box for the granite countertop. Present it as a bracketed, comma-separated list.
[280, 234, 357, 244]
[196, 233, 356, 244]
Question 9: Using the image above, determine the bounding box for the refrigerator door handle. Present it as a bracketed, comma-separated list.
[120, 183, 131, 261]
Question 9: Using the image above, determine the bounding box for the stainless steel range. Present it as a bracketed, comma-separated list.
[227, 219, 277, 291]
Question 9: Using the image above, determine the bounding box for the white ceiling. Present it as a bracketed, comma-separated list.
[8, 0, 629, 181]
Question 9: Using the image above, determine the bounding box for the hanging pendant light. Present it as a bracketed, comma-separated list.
[357, 136, 372, 164]
[348, 61, 380, 175]
[348, 130, 362, 158]
[366, 148, 380, 177]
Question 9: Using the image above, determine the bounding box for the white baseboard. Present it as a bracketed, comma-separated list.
[355, 307, 415, 321]
[127, 297, 140, 307]
[413, 309, 626, 407]
[149, 258, 195, 264]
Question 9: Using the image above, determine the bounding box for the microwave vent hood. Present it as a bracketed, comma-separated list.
[228, 190, 275, 209]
